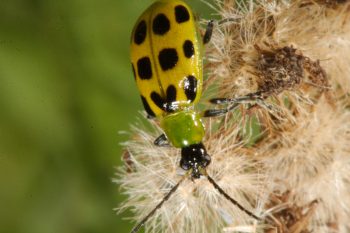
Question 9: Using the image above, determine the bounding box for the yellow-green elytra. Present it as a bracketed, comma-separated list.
[131, 0, 203, 116]
[130, 0, 208, 171]
[131, 0, 202, 117]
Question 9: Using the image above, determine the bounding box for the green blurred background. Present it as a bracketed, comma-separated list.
[0, 0, 212, 232]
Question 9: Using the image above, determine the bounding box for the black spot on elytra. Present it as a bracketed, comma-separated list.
[165, 85, 177, 112]
[141, 95, 155, 117]
[166, 85, 177, 103]
[158, 48, 178, 71]
[131, 63, 136, 80]
[137, 57, 152, 80]
[151, 91, 165, 110]
[153, 14, 170, 35]
[134, 20, 147, 45]
[183, 40, 194, 58]
[175, 5, 190, 23]
[150, 86, 178, 112]
[184, 75, 197, 102]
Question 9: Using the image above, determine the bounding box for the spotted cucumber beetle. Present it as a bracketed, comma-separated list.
[129, 0, 262, 232]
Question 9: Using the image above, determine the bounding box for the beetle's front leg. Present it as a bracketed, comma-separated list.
[154, 134, 170, 147]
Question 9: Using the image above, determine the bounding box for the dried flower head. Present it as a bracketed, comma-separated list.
[117, 0, 350, 232]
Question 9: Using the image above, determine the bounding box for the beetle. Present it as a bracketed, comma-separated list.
[129, 1, 262, 232]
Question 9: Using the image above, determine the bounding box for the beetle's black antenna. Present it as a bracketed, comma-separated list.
[130, 175, 186, 233]
[205, 173, 262, 221]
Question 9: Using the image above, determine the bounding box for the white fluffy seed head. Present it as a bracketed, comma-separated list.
[116, 118, 265, 233]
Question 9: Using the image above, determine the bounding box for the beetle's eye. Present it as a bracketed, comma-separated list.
[201, 154, 211, 167]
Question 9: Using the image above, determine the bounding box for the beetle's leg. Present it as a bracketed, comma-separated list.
[203, 91, 281, 118]
[154, 134, 170, 147]
[203, 20, 214, 44]
[212, 91, 278, 112]
[203, 92, 264, 118]
[203, 103, 240, 117]
[203, 18, 240, 44]
[209, 91, 264, 105]
[256, 98, 275, 111]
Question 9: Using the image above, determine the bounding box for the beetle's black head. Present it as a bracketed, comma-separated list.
[180, 143, 211, 179]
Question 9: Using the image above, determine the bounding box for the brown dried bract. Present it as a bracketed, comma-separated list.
[303, 58, 329, 89]
[122, 150, 136, 173]
[303, 58, 335, 106]
[265, 191, 319, 233]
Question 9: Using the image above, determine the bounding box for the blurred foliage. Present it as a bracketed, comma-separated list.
[0, 0, 212, 232]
